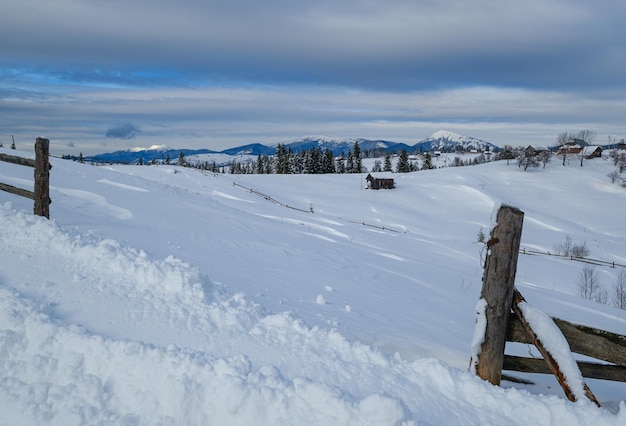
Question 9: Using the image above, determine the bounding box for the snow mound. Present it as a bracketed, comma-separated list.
[0, 203, 623, 425]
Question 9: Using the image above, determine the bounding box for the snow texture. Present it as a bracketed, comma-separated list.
[1, 146, 625, 425]
[470, 298, 488, 374]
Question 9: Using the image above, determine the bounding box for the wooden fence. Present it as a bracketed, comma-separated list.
[519, 247, 626, 269]
[472, 205, 626, 407]
[0, 137, 51, 218]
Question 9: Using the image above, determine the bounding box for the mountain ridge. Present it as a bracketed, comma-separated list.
[84, 131, 500, 164]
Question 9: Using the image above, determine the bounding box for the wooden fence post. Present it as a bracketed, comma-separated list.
[33, 137, 50, 218]
[475, 205, 524, 385]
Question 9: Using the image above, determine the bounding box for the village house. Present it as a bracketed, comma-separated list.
[582, 146, 602, 159]
[557, 139, 584, 156]
[524, 145, 549, 157]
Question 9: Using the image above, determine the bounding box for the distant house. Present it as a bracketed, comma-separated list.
[582, 146, 602, 159]
[500, 149, 516, 160]
[524, 145, 549, 157]
[557, 140, 583, 156]
[365, 173, 395, 190]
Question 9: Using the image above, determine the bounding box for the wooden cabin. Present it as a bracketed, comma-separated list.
[582, 146, 602, 159]
[366, 173, 395, 190]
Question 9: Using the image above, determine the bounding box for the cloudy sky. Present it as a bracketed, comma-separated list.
[2, 0, 626, 155]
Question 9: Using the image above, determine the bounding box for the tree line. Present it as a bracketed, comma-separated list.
[185, 142, 492, 175]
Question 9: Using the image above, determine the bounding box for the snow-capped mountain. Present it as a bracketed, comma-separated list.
[83, 131, 498, 164]
[220, 143, 275, 156]
[85, 147, 218, 164]
[415, 130, 499, 152]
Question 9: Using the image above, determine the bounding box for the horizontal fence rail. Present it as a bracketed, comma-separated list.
[506, 313, 626, 382]
[0, 138, 51, 218]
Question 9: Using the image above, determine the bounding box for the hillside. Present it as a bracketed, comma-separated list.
[1, 148, 625, 425]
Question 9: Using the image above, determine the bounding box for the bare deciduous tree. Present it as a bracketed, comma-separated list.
[553, 236, 573, 256]
[613, 270, 626, 310]
[576, 129, 597, 145]
[608, 170, 620, 183]
[556, 132, 571, 166]
[538, 150, 551, 169]
[576, 130, 597, 167]
[577, 265, 605, 303]
[571, 241, 590, 258]
[556, 132, 571, 146]
[554, 236, 590, 258]
[516, 151, 539, 171]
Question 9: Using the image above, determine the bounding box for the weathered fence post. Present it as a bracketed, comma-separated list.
[33, 137, 50, 218]
[475, 205, 524, 385]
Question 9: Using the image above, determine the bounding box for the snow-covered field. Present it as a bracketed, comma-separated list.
[1, 147, 625, 425]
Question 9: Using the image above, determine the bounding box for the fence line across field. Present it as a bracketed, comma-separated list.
[519, 247, 626, 269]
[232, 181, 402, 233]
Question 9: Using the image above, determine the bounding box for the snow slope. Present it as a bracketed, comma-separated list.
[1, 148, 625, 425]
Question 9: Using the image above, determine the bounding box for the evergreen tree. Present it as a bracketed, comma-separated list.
[396, 149, 410, 173]
[352, 141, 362, 173]
[275, 144, 288, 174]
[79, 152, 85, 164]
[256, 154, 264, 174]
[165, 153, 170, 165]
[322, 149, 335, 174]
[383, 152, 392, 172]
[421, 152, 435, 170]
[309, 147, 322, 174]
[263, 156, 273, 174]
[178, 151, 185, 166]
[138, 157, 143, 166]
[336, 154, 346, 174]
[346, 148, 354, 173]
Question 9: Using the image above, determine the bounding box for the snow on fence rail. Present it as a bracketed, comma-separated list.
[0, 137, 50, 218]
[471, 205, 626, 407]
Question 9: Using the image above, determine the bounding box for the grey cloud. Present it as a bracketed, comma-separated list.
[2, 0, 626, 155]
[1, 0, 625, 91]
[105, 123, 141, 139]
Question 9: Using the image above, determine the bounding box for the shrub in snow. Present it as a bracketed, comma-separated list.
[553, 236, 590, 258]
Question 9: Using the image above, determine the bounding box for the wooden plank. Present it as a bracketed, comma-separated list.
[0, 153, 36, 167]
[507, 314, 626, 366]
[504, 355, 626, 382]
[511, 290, 600, 406]
[33, 138, 50, 218]
[474, 205, 524, 386]
[0, 182, 35, 199]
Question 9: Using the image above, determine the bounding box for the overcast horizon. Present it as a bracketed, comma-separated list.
[2, 0, 626, 155]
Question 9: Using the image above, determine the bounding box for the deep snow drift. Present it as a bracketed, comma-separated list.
[0, 147, 625, 425]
